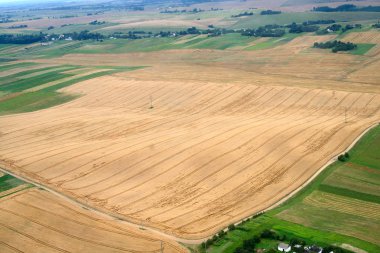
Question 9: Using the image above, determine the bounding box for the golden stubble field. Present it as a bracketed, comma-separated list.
[0, 187, 186, 253]
[0, 32, 380, 240]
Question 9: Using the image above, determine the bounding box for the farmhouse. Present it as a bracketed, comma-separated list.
[305, 245, 323, 253]
[278, 243, 291, 252]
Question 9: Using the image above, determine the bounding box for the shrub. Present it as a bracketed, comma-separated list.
[261, 229, 279, 239]
[205, 238, 213, 247]
[228, 224, 236, 231]
[338, 154, 346, 162]
[218, 230, 226, 238]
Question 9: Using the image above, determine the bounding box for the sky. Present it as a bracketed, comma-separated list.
[0, 0, 73, 4]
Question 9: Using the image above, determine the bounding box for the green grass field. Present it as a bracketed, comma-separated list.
[71, 33, 259, 53]
[231, 12, 380, 29]
[349, 44, 376, 55]
[0, 64, 142, 115]
[245, 33, 299, 51]
[200, 124, 380, 253]
[0, 173, 32, 199]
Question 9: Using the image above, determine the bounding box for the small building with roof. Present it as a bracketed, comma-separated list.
[277, 243, 291, 252]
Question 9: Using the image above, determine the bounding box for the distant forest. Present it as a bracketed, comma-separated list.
[313, 4, 380, 12]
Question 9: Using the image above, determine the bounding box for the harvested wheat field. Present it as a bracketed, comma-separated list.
[0, 72, 379, 239]
[0, 187, 186, 253]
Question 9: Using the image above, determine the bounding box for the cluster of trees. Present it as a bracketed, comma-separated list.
[338, 152, 350, 162]
[160, 8, 204, 14]
[327, 24, 342, 31]
[62, 30, 104, 40]
[0, 33, 44, 44]
[373, 23, 380, 28]
[231, 12, 253, 18]
[42, 30, 105, 41]
[201, 217, 353, 253]
[59, 15, 77, 19]
[323, 245, 352, 253]
[89, 20, 106, 25]
[202, 213, 265, 251]
[0, 18, 13, 23]
[342, 24, 362, 32]
[314, 40, 357, 53]
[313, 4, 380, 12]
[8, 24, 28, 29]
[201, 229, 228, 249]
[207, 28, 235, 37]
[235, 230, 288, 253]
[260, 10, 282, 15]
[316, 23, 343, 34]
[111, 31, 151, 39]
[302, 19, 335, 25]
[287, 22, 319, 33]
[86, 11, 104, 16]
[235, 236, 260, 253]
[241, 25, 285, 37]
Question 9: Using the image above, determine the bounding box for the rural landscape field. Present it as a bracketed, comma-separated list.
[0, 0, 379, 252]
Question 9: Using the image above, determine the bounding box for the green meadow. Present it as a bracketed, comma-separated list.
[349, 43, 376, 55]
[0, 64, 141, 115]
[0, 173, 32, 199]
[231, 12, 380, 29]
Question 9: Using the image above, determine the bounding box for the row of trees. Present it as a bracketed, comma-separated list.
[235, 229, 352, 253]
[160, 8, 204, 14]
[315, 23, 362, 35]
[287, 22, 319, 33]
[0, 33, 44, 44]
[302, 20, 335, 25]
[313, 4, 380, 12]
[61, 30, 104, 40]
[89, 20, 106, 25]
[314, 40, 357, 53]
[8, 24, 28, 29]
[0, 18, 13, 23]
[231, 12, 253, 18]
[261, 10, 281, 15]
[241, 25, 285, 37]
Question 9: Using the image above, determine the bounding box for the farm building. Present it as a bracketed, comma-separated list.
[277, 243, 291, 252]
[305, 245, 323, 253]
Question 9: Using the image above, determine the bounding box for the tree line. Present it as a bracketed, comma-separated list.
[261, 10, 281, 15]
[313, 4, 380, 12]
[0, 33, 44, 44]
[231, 12, 254, 18]
[241, 24, 285, 37]
[314, 40, 357, 53]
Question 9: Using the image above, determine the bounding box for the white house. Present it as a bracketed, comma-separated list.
[278, 243, 291, 252]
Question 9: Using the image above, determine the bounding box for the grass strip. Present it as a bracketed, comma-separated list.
[0, 91, 78, 115]
[0, 71, 74, 93]
[318, 184, 380, 204]
[349, 43, 376, 55]
[0, 174, 25, 192]
[0, 62, 37, 72]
